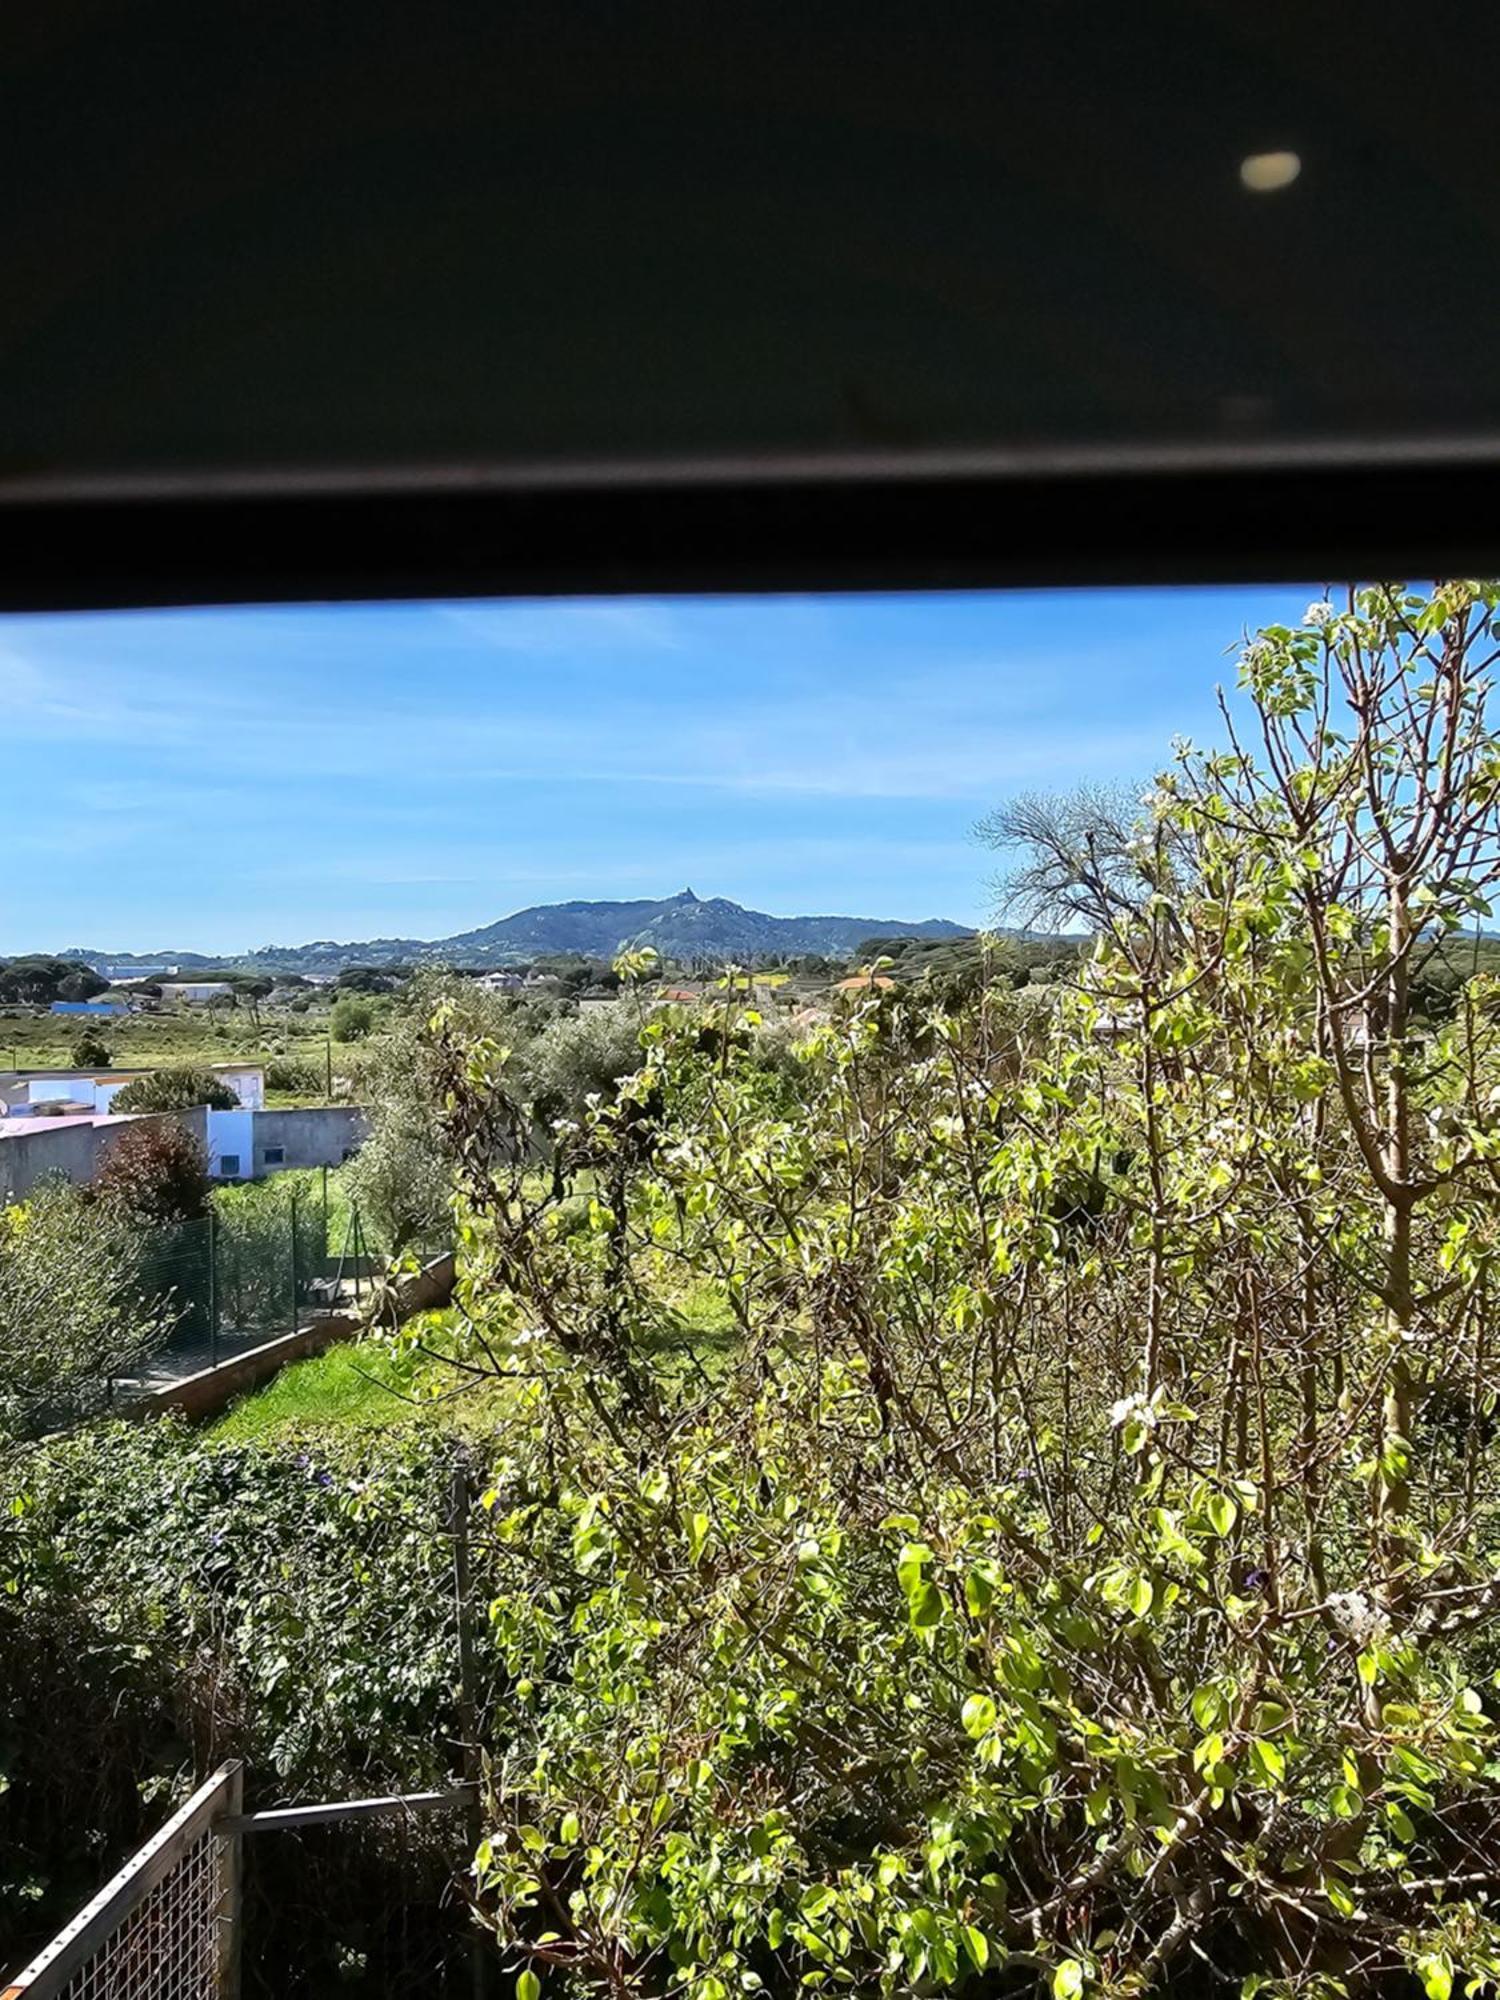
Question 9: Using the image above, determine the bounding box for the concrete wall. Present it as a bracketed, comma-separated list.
[0, 1119, 100, 1199]
[0, 1103, 356, 1195]
[0, 1109, 203, 1201]
[250, 1106, 367, 1175]
[205, 1106, 254, 1179]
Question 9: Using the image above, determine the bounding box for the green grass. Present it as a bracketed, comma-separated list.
[210, 1313, 488, 1441]
[210, 1340, 411, 1440]
[0, 1005, 358, 1104]
[210, 1268, 741, 1442]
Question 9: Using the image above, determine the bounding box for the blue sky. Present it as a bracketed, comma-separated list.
[0, 586, 1313, 954]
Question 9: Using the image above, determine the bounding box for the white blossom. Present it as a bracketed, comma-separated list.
[1305, 600, 1335, 627]
[1110, 1392, 1156, 1431]
[1326, 1589, 1387, 1646]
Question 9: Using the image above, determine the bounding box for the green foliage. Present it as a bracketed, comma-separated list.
[94, 1119, 211, 1226]
[0, 956, 107, 1005]
[330, 993, 378, 1042]
[0, 1185, 171, 1434]
[209, 1173, 329, 1327]
[264, 1053, 321, 1095]
[520, 1000, 645, 1121]
[0, 1420, 530, 1934]
[411, 586, 1500, 1998]
[111, 1065, 240, 1113]
[342, 975, 507, 1252]
[70, 1029, 113, 1067]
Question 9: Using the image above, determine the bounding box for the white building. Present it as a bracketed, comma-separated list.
[157, 981, 235, 1006]
[0, 1063, 265, 1116]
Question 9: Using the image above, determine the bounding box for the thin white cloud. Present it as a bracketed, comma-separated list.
[437, 600, 687, 655]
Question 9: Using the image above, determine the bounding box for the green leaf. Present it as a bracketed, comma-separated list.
[897, 1543, 932, 1598]
[517, 1973, 540, 2000]
[1053, 1960, 1086, 1999]
[1248, 1737, 1285, 1786]
[910, 1581, 945, 1630]
[1204, 1491, 1238, 1537]
[1417, 1954, 1453, 2000]
[961, 1693, 997, 1739]
[964, 1567, 995, 1617]
[962, 1926, 989, 1971]
[1191, 1684, 1226, 1731]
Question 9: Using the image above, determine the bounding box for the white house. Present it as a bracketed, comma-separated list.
[157, 980, 235, 1006]
[0, 1062, 265, 1116]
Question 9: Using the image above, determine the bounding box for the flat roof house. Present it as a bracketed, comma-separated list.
[157, 980, 235, 1005]
[0, 1062, 265, 1115]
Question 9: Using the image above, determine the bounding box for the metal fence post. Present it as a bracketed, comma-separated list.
[208, 1209, 219, 1368]
[289, 1189, 299, 1335]
[217, 1761, 243, 2000]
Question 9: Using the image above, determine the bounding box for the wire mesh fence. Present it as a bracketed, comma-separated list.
[0, 1766, 241, 2000]
[121, 1173, 447, 1395]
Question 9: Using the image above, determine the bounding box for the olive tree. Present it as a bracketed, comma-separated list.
[0, 1185, 171, 1435]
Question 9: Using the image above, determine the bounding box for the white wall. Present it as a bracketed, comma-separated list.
[205, 1107, 254, 1179]
[227, 1070, 264, 1109]
[30, 1077, 101, 1108]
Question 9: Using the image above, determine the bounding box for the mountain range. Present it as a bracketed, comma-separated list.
[60, 891, 973, 974]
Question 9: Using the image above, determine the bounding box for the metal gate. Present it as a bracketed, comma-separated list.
[1, 1767, 242, 2000]
[0, 1774, 482, 2000]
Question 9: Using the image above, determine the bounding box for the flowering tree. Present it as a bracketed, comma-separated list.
[418, 584, 1500, 2000]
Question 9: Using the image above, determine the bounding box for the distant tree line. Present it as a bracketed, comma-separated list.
[0, 956, 108, 1005]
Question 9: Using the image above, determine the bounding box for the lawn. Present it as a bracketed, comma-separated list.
[209, 1265, 740, 1443]
[209, 1311, 508, 1441]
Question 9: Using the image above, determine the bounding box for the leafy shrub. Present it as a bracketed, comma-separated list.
[95, 1119, 211, 1226]
[70, 1029, 113, 1067]
[0, 1423, 530, 1983]
[265, 1054, 321, 1095]
[330, 994, 377, 1043]
[416, 585, 1500, 2000]
[112, 1065, 239, 1113]
[0, 1186, 171, 1435]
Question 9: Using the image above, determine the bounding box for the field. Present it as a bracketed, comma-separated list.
[0, 1003, 362, 1103]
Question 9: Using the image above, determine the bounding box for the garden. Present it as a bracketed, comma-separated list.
[7, 585, 1500, 1999]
